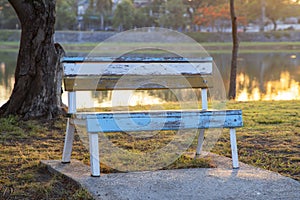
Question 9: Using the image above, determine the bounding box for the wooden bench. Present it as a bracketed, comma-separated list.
[61, 56, 243, 177]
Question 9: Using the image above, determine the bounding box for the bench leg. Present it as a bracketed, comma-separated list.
[230, 128, 239, 169]
[89, 132, 100, 177]
[62, 118, 75, 163]
[196, 129, 205, 155]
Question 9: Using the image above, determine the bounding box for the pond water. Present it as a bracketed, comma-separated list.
[1, 51, 300, 107]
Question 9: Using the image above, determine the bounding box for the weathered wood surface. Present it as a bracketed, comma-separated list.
[63, 62, 212, 76]
[63, 56, 213, 91]
[73, 110, 243, 133]
[64, 75, 213, 91]
[61, 56, 213, 63]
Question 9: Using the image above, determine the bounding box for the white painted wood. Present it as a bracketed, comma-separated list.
[62, 56, 213, 63]
[230, 128, 239, 169]
[81, 110, 243, 133]
[196, 129, 205, 155]
[63, 62, 213, 76]
[68, 92, 76, 113]
[201, 88, 208, 110]
[62, 118, 75, 163]
[89, 132, 100, 176]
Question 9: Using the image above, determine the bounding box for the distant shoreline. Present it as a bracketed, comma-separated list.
[1, 29, 300, 43]
[2, 41, 300, 54]
[1, 29, 300, 54]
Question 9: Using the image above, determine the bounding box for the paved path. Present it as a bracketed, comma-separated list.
[41, 154, 300, 200]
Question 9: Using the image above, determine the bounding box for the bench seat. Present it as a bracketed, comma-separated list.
[72, 110, 243, 132]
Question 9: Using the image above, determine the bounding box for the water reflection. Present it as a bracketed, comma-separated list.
[213, 52, 300, 101]
[72, 91, 165, 109]
[1, 52, 300, 107]
[0, 62, 15, 106]
[236, 71, 300, 101]
[99, 91, 165, 107]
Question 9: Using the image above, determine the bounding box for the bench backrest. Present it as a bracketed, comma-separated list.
[62, 57, 213, 113]
[62, 57, 213, 91]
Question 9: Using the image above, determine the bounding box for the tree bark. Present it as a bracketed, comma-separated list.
[228, 0, 239, 100]
[0, 0, 64, 119]
[100, 13, 105, 30]
[259, 0, 266, 32]
[271, 19, 277, 31]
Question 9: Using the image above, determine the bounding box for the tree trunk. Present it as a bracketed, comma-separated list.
[0, 0, 64, 119]
[228, 0, 239, 100]
[259, 0, 266, 32]
[100, 13, 105, 30]
[271, 19, 277, 31]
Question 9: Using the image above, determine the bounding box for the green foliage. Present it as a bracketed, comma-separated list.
[264, 0, 299, 30]
[0, 1, 19, 29]
[3, 0, 300, 32]
[233, 0, 261, 30]
[113, 0, 135, 31]
[265, 0, 297, 20]
[95, 0, 113, 13]
[0, 29, 21, 41]
[55, 0, 77, 30]
[84, 0, 113, 30]
[159, 0, 187, 30]
[134, 7, 155, 28]
[150, 0, 164, 14]
[235, 0, 300, 31]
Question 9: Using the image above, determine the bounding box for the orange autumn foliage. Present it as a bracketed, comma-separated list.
[194, 4, 248, 28]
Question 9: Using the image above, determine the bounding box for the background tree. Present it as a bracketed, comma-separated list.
[95, 0, 112, 30]
[113, 0, 135, 31]
[264, 0, 298, 31]
[0, 0, 19, 29]
[0, 0, 64, 119]
[235, 0, 258, 32]
[183, 0, 203, 30]
[228, 0, 239, 100]
[159, 0, 187, 30]
[149, 0, 164, 25]
[55, 0, 77, 30]
[134, 7, 155, 28]
[243, 0, 300, 31]
[194, 3, 230, 32]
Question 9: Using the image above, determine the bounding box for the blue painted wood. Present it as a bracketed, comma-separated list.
[61, 56, 213, 63]
[80, 110, 243, 133]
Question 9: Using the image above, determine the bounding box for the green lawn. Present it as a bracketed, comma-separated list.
[0, 100, 299, 199]
[2, 41, 300, 54]
[214, 100, 300, 181]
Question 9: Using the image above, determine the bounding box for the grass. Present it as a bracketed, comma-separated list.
[0, 116, 94, 200]
[3, 41, 300, 54]
[0, 115, 212, 199]
[60, 41, 300, 54]
[0, 100, 299, 199]
[213, 100, 300, 181]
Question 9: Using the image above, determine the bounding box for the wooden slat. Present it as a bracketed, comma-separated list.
[61, 56, 213, 63]
[63, 62, 213, 76]
[64, 75, 213, 91]
[74, 110, 243, 133]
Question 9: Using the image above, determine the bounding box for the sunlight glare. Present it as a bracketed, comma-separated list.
[236, 71, 300, 101]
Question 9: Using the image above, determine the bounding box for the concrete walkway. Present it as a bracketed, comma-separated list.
[41, 154, 300, 200]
